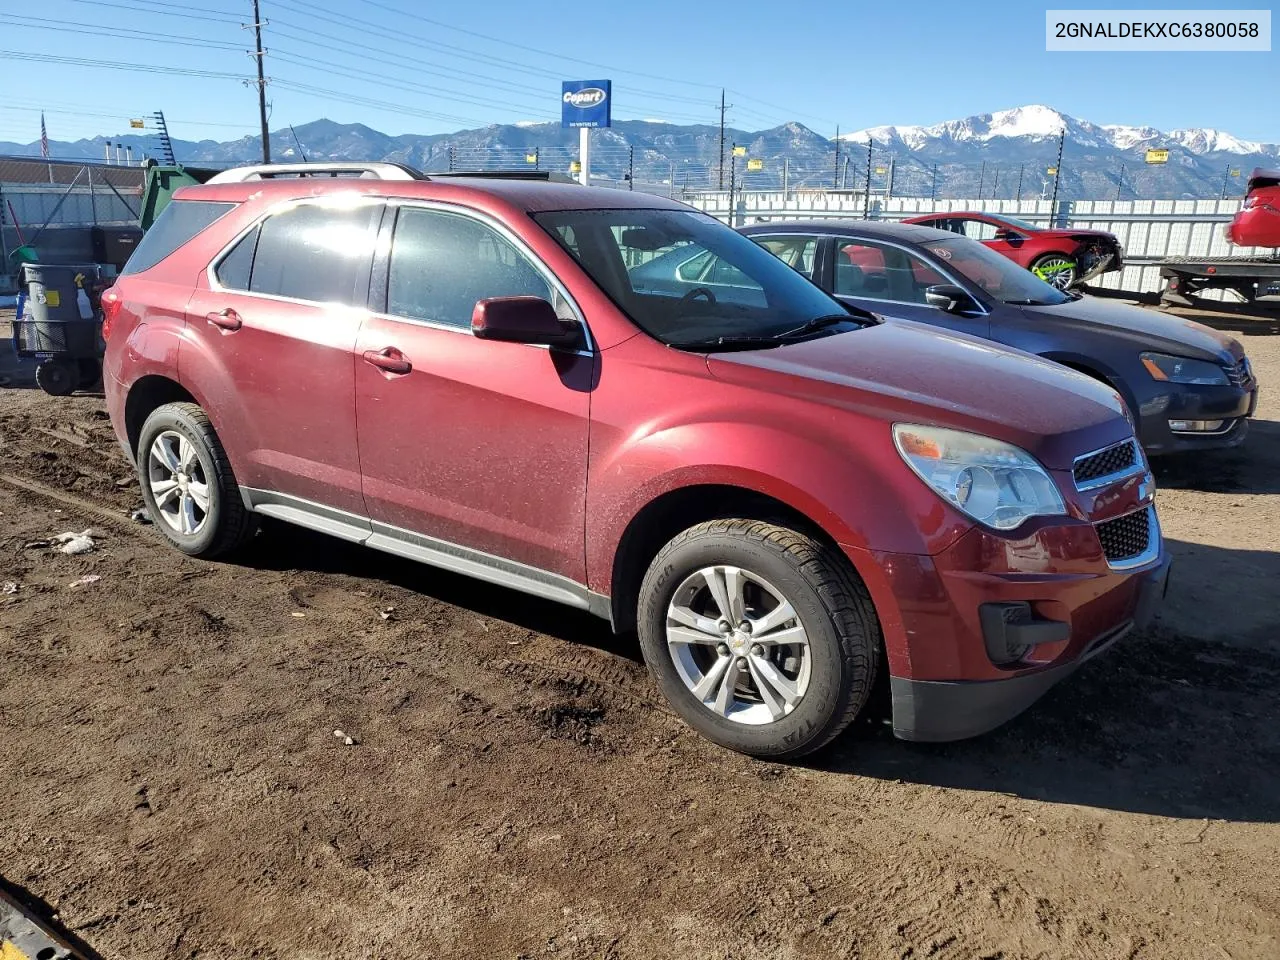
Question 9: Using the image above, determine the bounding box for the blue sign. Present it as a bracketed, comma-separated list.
[562, 80, 611, 129]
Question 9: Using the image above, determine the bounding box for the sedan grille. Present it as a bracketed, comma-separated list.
[1073, 439, 1140, 489]
[1096, 507, 1153, 566]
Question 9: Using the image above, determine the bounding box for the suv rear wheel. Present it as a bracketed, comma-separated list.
[136, 402, 258, 558]
[637, 519, 880, 759]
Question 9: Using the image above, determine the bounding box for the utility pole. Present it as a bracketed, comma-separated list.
[1048, 127, 1065, 225]
[990, 165, 999, 198]
[669, 160, 676, 198]
[977, 160, 986, 200]
[885, 155, 895, 200]
[782, 157, 790, 198]
[841, 156, 850, 190]
[834, 126, 840, 190]
[249, 0, 270, 163]
[732, 142, 742, 227]
[1115, 162, 1125, 202]
[863, 137, 873, 218]
[717, 89, 731, 190]
[627, 145, 634, 191]
[1015, 163, 1024, 201]
[931, 163, 938, 204]
[1220, 163, 1231, 200]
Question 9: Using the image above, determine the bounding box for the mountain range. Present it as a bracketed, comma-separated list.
[3, 105, 1275, 201]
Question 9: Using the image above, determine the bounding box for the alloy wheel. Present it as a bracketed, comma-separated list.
[665, 565, 812, 725]
[1034, 256, 1077, 291]
[147, 430, 211, 536]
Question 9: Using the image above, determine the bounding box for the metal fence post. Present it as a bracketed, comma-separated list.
[628, 145, 634, 191]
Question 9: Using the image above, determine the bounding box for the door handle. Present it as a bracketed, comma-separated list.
[206, 308, 242, 331]
[363, 348, 412, 375]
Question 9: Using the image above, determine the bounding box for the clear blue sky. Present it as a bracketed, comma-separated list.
[0, 0, 1275, 149]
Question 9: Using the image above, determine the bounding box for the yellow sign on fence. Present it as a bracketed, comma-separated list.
[129, 118, 145, 128]
[1046, 166, 1058, 175]
[1145, 149, 1170, 164]
[732, 145, 747, 157]
[746, 158, 763, 171]
[569, 161, 581, 173]
[525, 153, 537, 164]
[875, 166, 887, 175]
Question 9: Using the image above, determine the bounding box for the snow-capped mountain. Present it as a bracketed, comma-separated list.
[840, 105, 1277, 158]
[3, 106, 1274, 200]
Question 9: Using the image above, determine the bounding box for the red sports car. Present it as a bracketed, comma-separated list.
[902, 211, 1124, 291]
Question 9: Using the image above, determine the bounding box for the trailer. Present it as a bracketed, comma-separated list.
[1157, 168, 1280, 310]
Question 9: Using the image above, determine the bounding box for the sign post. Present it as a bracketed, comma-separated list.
[562, 80, 611, 186]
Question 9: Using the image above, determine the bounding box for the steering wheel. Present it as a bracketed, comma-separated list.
[678, 286, 717, 307]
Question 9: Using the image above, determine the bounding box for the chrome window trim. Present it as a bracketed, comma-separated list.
[1098, 505, 1162, 572]
[1072, 438, 1147, 492]
[204, 194, 595, 358]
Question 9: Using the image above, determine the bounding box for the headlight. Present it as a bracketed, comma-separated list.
[1140, 352, 1228, 385]
[893, 424, 1067, 531]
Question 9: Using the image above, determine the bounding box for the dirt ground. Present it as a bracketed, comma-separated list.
[1, 305, 1278, 960]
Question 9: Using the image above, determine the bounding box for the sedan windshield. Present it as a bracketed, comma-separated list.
[923, 237, 1071, 306]
[533, 208, 860, 350]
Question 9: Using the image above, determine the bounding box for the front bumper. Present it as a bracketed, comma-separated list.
[890, 556, 1171, 741]
[1137, 381, 1258, 456]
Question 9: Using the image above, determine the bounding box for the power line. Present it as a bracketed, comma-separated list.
[0, 50, 249, 81]
[0, 14, 243, 49]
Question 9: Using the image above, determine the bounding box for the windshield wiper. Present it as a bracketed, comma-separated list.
[668, 314, 856, 352]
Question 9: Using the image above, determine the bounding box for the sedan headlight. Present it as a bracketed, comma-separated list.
[1140, 352, 1228, 386]
[893, 424, 1067, 531]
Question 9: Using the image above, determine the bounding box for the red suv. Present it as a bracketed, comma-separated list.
[102, 163, 1170, 759]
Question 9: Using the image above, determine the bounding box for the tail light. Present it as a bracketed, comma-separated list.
[100, 285, 122, 340]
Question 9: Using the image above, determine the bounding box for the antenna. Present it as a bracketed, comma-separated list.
[288, 124, 308, 162]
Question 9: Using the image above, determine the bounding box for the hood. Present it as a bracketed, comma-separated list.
[1022, 295, 1243, 362]
[706, 320, 1130, 470]
[1040, 228, 1115, 240]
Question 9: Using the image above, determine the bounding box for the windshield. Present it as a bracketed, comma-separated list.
[923, 237, 1070, 306]
[990, 214, 1041, 233]
[533, 208, 856, 349]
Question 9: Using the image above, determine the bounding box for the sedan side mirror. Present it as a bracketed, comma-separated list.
[924, 284, 981, 315]
[472, 297, 583, 349]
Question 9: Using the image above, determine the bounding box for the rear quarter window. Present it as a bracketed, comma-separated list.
[121, 199, 236, 275]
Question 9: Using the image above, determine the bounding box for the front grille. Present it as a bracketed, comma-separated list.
[1227, 358, 1252, 387]
[1096, 508, 1151, 565]
[1073, 439, 1139, 488]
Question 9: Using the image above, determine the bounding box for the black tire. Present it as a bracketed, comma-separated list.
[636, 519, 881, 760]
[35, 360, 79, 396]
[136, 401, 258, 559]
[77, 358, 102, 390]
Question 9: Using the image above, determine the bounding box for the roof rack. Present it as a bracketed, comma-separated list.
[205, 161, 426, 183]
[432, 170, 580, 184]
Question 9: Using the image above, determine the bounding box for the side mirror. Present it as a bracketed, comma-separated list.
[471, 297, 582, 349]
[925, 284, 981, 315]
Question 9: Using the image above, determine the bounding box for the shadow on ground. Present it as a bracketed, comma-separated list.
[1154, 419, 1280, 494]
[826, 537, 1280, 824]
[242, 520, 1280, 823]
[242, 519, 636, 662]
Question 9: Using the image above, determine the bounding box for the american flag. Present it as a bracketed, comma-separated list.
[40, 112, 49, 159]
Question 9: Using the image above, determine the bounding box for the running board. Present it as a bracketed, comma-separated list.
[240, 488, 608, 618]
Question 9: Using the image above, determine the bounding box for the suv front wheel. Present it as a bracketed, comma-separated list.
[637, 519, 880, 759]
[136, 402, 258, 559]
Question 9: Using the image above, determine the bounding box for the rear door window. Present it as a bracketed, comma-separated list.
[246, 200, 383, 306]
[121, 200, 235, 275]
[214, 225, 258, 290]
